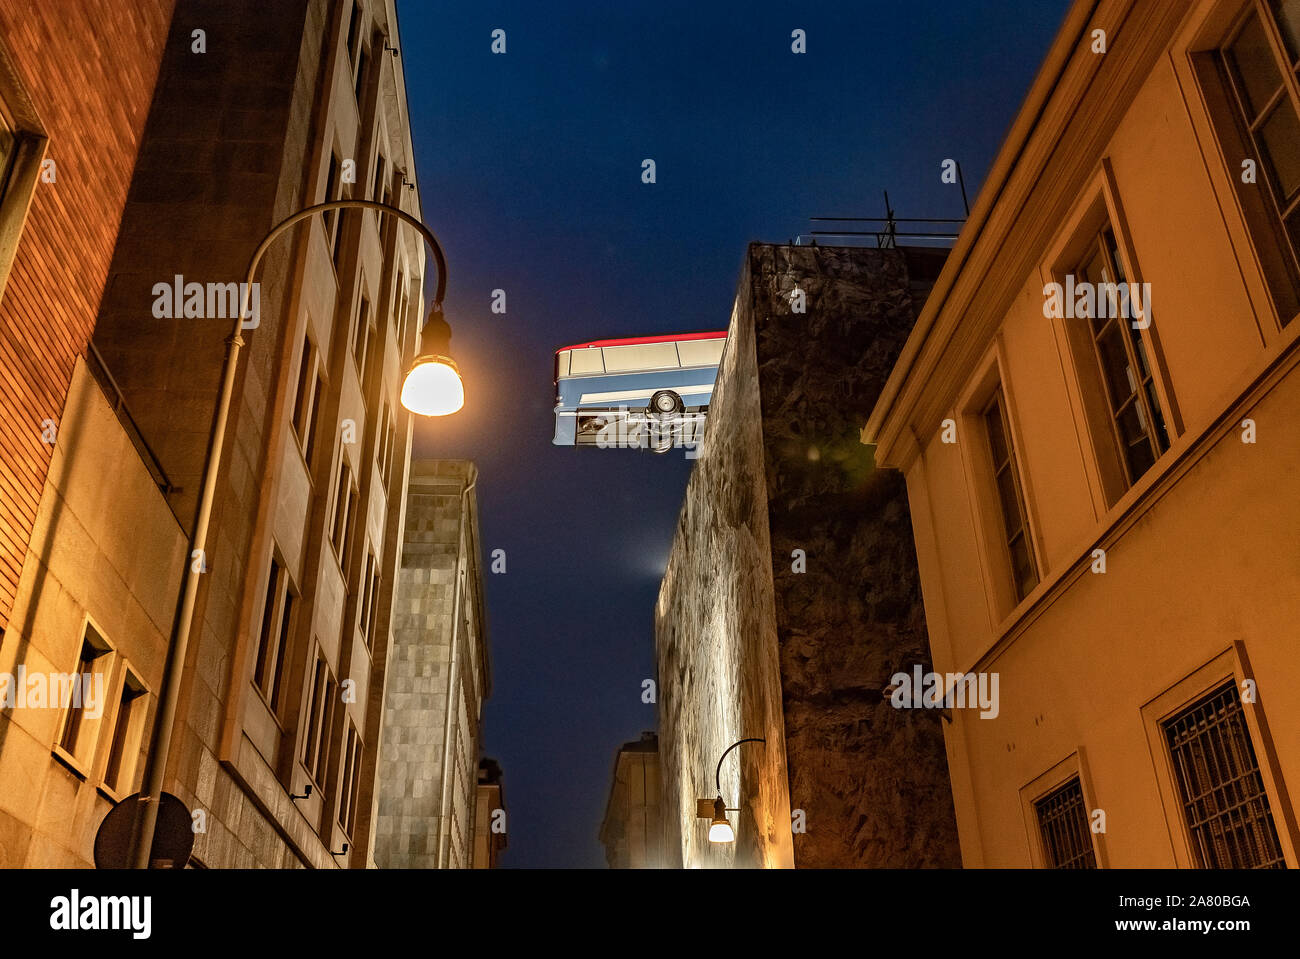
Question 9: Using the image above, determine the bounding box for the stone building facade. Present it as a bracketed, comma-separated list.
[373, 459, 491, 869]
[0, 0, 431, 867]
[599, 731, 664, 868]
[655, 242, 960, 868]
[865, 0, 1300, 868]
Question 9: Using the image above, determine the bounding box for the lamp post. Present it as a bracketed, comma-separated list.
[697, 737, 766, 845]
[125, 199, 456, 868]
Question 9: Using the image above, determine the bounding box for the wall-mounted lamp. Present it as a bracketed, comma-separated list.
[696, 737, 766, 844]
[290, 785, 312, 802]
[331, 843, 350, 857]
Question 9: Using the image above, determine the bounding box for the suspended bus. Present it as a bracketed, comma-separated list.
[552, 331, 728, 452]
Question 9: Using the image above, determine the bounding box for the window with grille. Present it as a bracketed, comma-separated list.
[1035, 777, 1097, 869]
[983, 388, 1039, 601]
[1163, 681, 1285, 868]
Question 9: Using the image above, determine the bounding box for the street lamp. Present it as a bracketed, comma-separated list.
[400, 305, 463, 416]
[697, 737, 766, 844]
[125, 199, 454, 869]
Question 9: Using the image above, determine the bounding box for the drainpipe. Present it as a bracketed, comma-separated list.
[436, 472, 476, 867]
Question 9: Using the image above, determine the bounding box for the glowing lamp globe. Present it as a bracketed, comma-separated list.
[401, 355, 464, 416]
[708, 817, 735, 843]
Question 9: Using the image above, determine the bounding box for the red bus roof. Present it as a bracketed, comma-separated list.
[555, 330, 727, 353]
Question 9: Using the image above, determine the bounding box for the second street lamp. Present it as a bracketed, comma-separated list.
[697, 737, 767, 845]
[125, 198, 456, 869]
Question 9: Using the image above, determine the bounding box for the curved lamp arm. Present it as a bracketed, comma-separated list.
[236, 198, 447, 337]
[715, 737, 766, 797]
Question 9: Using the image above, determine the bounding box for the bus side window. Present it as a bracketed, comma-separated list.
[677, 338, 725, 367]
[569, 348, 604, 375]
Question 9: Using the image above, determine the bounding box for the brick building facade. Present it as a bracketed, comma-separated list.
[0, 1, 175, 637]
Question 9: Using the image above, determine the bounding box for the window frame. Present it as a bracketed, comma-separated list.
[251, 550, 298, 716]
[1042, 168, 1183, 515]
[102, 667, 148, 799]
[1140, 644, 1300, 868]
[955, 344, 1047, 622]
[331, 454, 358, 574]
[1218, 1, 1300, 317]
[1019, 751, 1106, 868]
[300, 648, 337, 789]
[1179, 0, 1300, 335]
[0, 38, 49, 306]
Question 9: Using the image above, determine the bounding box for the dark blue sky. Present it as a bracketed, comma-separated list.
[395, 0, 1071, 867]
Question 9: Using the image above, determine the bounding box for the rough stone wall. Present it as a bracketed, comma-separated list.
[752, 244, 960, 867]
[655, 255, 795, 869]
[656, 243, 960, 869]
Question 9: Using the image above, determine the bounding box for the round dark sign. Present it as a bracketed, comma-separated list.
[94, 792, 195, 869]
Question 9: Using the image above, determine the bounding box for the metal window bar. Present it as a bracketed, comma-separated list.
[1035, 777, 1096, 869]
[1164, 681, 1285, 868]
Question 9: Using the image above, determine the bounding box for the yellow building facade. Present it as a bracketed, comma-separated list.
[866, 0, 1300, 868]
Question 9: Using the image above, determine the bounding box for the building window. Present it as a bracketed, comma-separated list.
[253, 555, 296, 713]
[354, 40, 370, 109]
[372, 153, 385, 203]
[358, 550, 381, 648]
[339, 723, 362, 837]
[344, 0, 360, 69]
[1071, 225, 1171, 488]
[292, 335, 322, 466]
[376, 402, 395, 492]
[57, 624, 113, 768]
[0, 53, 47, 305]
[300, 651, 337, 787]
[1034, 777, 1097, 869]
[1218, 1, 1300, 321]
[1163, 681, 1285, 868]
[0, 111, 17, 198]
[331, 458, 358, 571]
[352, 295, 373, 387]
[394, 271, 409, 355]
[103, 672, 147, 795]
[983, 388, 1038, 601]
[323, 150, 344, 263]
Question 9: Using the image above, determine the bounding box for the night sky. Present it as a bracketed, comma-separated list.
[395, 0, 1071, 867]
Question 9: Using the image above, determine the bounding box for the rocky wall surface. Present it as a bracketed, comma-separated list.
[656, 243, 959, 869]
[752, 244, 959, 867]
[654, 252, 795, 869]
